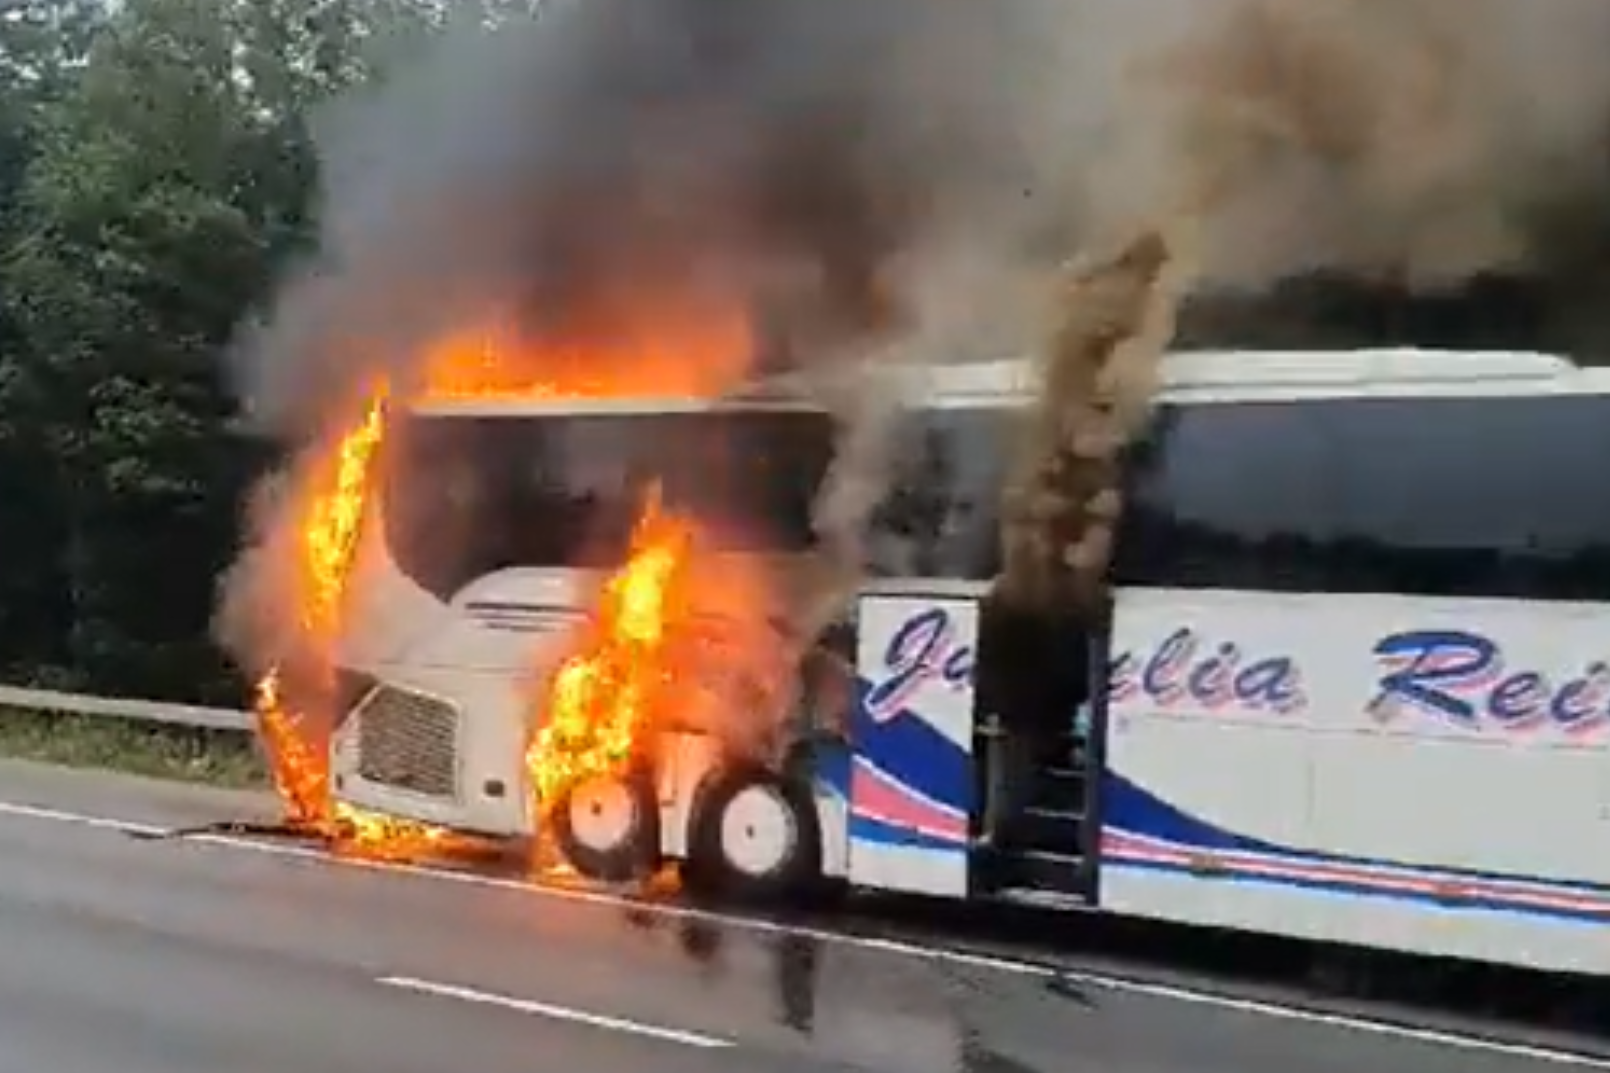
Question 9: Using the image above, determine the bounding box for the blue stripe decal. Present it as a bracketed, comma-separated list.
[1107, 857, 1610, 924]
[849, 678, 970, 812]
[1104, 772, 1610, 922]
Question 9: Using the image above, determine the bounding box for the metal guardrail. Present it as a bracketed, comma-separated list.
[0, 685, 252, 732]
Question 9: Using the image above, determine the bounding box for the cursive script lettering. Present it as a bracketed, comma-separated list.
[864, 607, 974, 722]
[1109, 626, 1305, 714]
[1371, 629, 1610, 734]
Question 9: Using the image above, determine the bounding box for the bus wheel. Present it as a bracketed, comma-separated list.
[550, 770, 659, 883]
[685, 767, 820, 905]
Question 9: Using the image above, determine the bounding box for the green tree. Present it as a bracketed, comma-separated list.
[0, 0, 106, 682]
[4, 0, 270, 698]
[0, 0, 457, 700]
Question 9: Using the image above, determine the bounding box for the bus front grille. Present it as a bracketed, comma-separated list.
[354, 687, 461, 800]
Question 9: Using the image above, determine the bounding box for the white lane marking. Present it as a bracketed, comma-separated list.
[0, 798, 1043, 974]
[377, 974, 732, 1048]
[0, 799, 166, 836]
[1, 797, 1607, 1069]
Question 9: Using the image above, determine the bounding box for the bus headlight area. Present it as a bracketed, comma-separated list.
[331, 675, 521, 834]
[323, 657, 824, 892]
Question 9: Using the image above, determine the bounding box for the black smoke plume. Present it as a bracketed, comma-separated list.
[220, 0, 1610, 681]
[230, 0, 1084, 432]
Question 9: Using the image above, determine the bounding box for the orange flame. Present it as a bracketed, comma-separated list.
[420, 302, 752, 401]
[249, 392, 455, 852]
[525, 487, 797, 817]
[253, 668, 326, 825]
[252, 394, 387, 827]
[251, 394, 463, 852]
[525, 486, 693, 806]
[251, 296, 762, 858]
[298, 395, 387, 641]
[330, 803, 459, 859]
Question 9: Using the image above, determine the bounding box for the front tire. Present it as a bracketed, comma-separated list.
[684, 767, 820, 905]
[549, 769, 660, 883]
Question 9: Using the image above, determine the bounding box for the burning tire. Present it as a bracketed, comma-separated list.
[685, 767, 820, 904]
[549, 769, 660, 883]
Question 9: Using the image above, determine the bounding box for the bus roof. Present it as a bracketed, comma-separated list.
[919, 347, 1590, 402]
[407, 346, 1594, 417]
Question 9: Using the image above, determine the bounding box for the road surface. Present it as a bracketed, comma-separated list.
[0, 758, 1604, 1073]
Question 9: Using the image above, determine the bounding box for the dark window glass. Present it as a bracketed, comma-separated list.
[382, 409, 836, 600]
[1113, 395, 1610, 601]
[1327, 396, 1610, 601]
[866, 406, 1013, 581]
[1113, 401, 1346, 592]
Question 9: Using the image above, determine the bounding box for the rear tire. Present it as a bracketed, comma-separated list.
[549, 769, 660, 883]
[684, 767, 820, 905]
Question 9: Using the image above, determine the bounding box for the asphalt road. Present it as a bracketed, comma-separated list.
[0, 759, 1604, 1073]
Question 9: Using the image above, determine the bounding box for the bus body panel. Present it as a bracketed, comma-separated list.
[333, 525, 455, 671]
[1097, 866, 1608, 975]
[330, 657, 534, 835]
[1105, 589, 1610, 886]
[844, 593, 979, 897]
[331, 562, 586, 837]
[812, 740, 853, 880]
[1096, 380, 1610, 974]
[418, 567, 590, 672]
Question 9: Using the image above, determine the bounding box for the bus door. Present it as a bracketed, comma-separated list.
[845, 592, 978, 897]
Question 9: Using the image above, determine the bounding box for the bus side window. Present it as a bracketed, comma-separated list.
[1326, 395, 1610, 602]
[1115, 394, 1610, 602]
[382, 416, 505, 600]
[1111, 401, 1345, 592]
[1119, 403, 1180, 478]
[866, 408, 1007, 581]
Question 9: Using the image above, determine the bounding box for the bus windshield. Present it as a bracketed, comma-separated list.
[381, 408, 838, 600]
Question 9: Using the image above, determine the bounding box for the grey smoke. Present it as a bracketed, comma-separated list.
[221, 0, 1610, 588]
[216, 0, 1610, 745]
[231, 0, 1079, 432]
[233, 0, 1610, 434]
[1144, 0, 1610, 294]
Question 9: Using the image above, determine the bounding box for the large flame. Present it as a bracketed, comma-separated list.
[253, 390, 482, 850]
[299, 395, 388, 640]
[420, 301, 753, 401]
[525, 487, 691, 806]
[253, 668, 324, 825]
[253, 393, 386, 828]
[525, 486, 793, 814]
[249, 301, 762, 859]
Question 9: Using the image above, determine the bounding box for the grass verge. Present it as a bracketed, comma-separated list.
[0, 706, 268, 788]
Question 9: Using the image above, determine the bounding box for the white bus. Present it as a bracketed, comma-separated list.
[329, 347, 1610, 977]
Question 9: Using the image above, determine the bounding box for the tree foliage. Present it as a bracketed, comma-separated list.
[0, 0, 460, 701]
